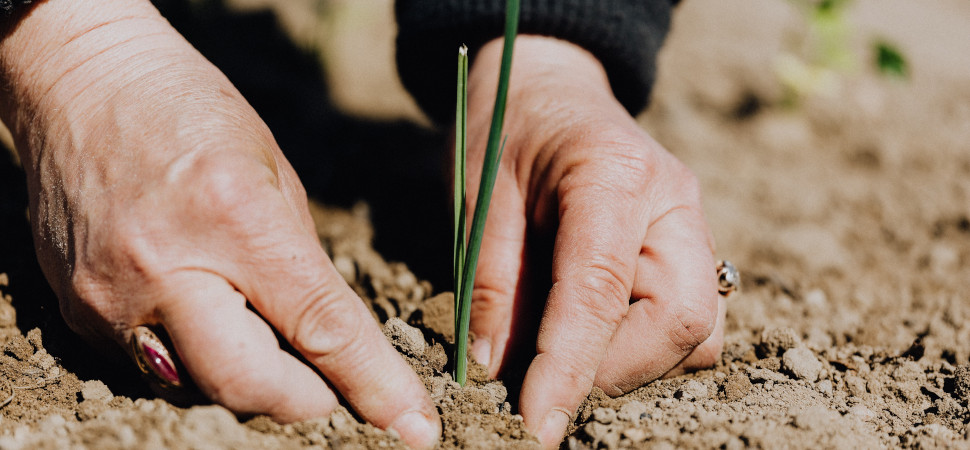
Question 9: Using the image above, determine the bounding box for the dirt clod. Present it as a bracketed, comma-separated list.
[952, 365, 970, 404]
[675, 380, 709, 400]
[782, 347, 823, 382]
[383, 317, 427, 357]
[80, 380, 113, 402]
[721, 373, 753, 401]
[759, 327, 802, 357]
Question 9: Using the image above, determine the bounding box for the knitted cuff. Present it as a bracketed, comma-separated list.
[395, 0, 674, 124]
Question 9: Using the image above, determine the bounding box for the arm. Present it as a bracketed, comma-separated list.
[1, 1, 439, 447]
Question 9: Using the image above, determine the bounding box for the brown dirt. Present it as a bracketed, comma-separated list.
[1, 0, 970, 448]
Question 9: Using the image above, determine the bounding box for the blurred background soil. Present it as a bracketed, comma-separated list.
[1, 0, 969, 448]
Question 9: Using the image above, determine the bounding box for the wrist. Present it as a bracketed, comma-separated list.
[0, 0, 170, 144]
[467, 35, 626, 167]
[0, 0, 262, 176]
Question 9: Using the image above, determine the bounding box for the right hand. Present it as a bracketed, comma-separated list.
[0, 1, 439, 447]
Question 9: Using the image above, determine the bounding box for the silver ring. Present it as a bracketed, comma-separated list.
[716, 260, 740, 297]
[131, 326, 182, 388]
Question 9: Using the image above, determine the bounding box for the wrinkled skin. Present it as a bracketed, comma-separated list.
[0, 1, 723, 449]
[0, 0, 439, 448]
[465, 37, 725, 447]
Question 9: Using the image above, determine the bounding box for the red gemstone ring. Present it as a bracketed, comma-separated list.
[131, 326, 182, 389]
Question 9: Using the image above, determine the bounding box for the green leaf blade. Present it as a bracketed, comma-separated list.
[454, 44, 469, 324]
[454, 0, 520, 386]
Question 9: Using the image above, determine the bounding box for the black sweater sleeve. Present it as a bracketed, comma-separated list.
[1, 0, 31, 16]
[395, 0, 676, 124]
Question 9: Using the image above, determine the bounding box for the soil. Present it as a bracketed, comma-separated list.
[2, 0, 970, 448]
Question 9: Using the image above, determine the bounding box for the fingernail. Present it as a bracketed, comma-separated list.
[471, 338, 491, 368]
[537, 409, 570, 448]
[388, 411, 440, 449]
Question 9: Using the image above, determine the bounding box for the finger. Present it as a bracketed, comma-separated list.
[467, 176, 529, 376]
[239, 210, 440, 449]
[518, 185, 644, 448]
[595, 207, 719, 395]
[661, 290, 726, 378]
[154, 271, 340, 420]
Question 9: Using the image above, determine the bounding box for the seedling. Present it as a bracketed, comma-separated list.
[777, 0, 909, 104]
[874, 40, 907, 79]
[453, 0, 520, 386]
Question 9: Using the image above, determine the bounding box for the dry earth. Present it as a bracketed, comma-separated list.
[1, 0, 969, 448]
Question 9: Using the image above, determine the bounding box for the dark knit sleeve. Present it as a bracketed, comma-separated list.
[395, 0, 676, 124]
[1, 0, 32, 16]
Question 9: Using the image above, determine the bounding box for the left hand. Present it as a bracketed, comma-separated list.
[463, 36, 726, 448]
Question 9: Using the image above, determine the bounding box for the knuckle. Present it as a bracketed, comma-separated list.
[571, 265, 631, 328]
[610, 147, 656, 182]
[538, 351, 596, 396]
[470, 283, 514, 312]
[288, 285, 366, 360]
[666, 293, 718, 353]
[192, 164, 259, 221]
[180, 154, 278, 228]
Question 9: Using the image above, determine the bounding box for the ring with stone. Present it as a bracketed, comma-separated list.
[716, 260, 740, 297]
[131, 326, 183, 389]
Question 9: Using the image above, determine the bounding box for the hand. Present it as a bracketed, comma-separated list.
[0, 1, 438, 447]
[464, 36, 726, 447]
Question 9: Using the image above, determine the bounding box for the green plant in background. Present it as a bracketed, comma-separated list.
[452, 0, 520, 386]
[777, 0, 908, 104]
[873, 40, 907, 79]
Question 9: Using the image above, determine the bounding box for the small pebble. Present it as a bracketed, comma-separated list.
[617, 401, 647, 422]
[81, 380, 113, 402]
[676, 380, 709, 400]
[817, 379, 833, 396]
[929, 244, 959, 273]
[724, 437, 745, 450]
[622, 427, 648, 443]
[722, 373, 752, 401]
[803, 289, 828, 309]
[783, 347, 822, 382]
[0, 301, 15, 328]
[592, 407, 617, 424]
[847, 404, 878, 421]
[792, 405, 838, 430]
[584, 421, 612, 440]
[759, 327, 801, 357]
[845, 375, 868, 397]
[394, 271, 418, 289]
[332, 256, 357, 283]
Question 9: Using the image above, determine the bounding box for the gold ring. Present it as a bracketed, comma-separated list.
[131, 326, 182, 388]
[716, 260, 740, 297]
